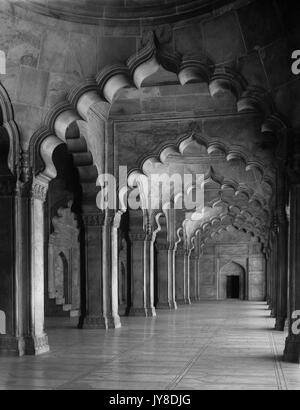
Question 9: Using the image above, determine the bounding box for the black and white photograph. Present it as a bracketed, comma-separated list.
[0, 0, 299, 394]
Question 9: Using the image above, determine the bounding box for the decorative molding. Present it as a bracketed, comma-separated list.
[209, 66, 247, 99]
[237, 86, 273, 116]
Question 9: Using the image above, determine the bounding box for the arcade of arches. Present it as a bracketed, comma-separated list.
[0, 0, 300, 381]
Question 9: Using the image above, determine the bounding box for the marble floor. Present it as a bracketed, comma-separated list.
[0, 301, 299, 390]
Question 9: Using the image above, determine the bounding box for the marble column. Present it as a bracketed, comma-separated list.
[102, 211, 122, 328]
[184, 250, 191, 305]
[80, 209, 121, 329]
[175, 248, 185, 305]
[265, 248, 271, 307]
[197, 255, 201, 301]
[128, 230, 156, 317]
[270, 231, 278, 318]
[79, 211, 104, 328]
[284, 179, 300, 362]
[156, 243, 177, 310]
[26, 178, 50, 355]
[275, 211, 288, 331]
[189, 253, 197, 302]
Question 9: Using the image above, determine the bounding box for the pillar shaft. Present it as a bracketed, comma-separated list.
[80, 210, 121, 329]
[175, 249, 185, 304]
[26, 184, 49, 355]
[129, 231, 156, 317]
[102, 213, 121, 328]
[156, 244, 177, 309]
[184, 251, 191, 305]
[270, 234, 278, 318]
[189, 256, 197, 302]
[197, 257, 201, 301]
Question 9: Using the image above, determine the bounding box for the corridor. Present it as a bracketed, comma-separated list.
[0, 301, 299, 390]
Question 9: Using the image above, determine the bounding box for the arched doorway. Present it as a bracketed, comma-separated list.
[219, 262, 246, 300]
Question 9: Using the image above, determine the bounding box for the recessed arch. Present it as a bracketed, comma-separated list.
[219, 261, 246, 300]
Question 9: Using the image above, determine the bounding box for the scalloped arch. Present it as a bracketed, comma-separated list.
[29, 31, 285, 204]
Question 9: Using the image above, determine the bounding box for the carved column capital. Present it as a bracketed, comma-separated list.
[31, 179, 48, 202]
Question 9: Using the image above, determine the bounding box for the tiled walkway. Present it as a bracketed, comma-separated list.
[0, 301, 299, 390]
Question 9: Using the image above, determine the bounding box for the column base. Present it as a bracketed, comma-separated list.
[283, 336, 300, 363]
[156, 301, 177, 310]
[24, 333, 50, 356]
[185, 298, 191, 305]
[128, 307, 156, 317]
[0, 335, 26, 357]
[105, 314, 122, 329]
[79, 315, 121, 329]
[274, 317, 286, 331]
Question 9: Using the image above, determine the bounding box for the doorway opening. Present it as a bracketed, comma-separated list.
[226, 275, 240, 299]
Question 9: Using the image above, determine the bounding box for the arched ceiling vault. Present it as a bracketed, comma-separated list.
[30, 29, 285, 244]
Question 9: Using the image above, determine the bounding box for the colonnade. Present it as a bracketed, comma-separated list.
[1, 164, 300, 365]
